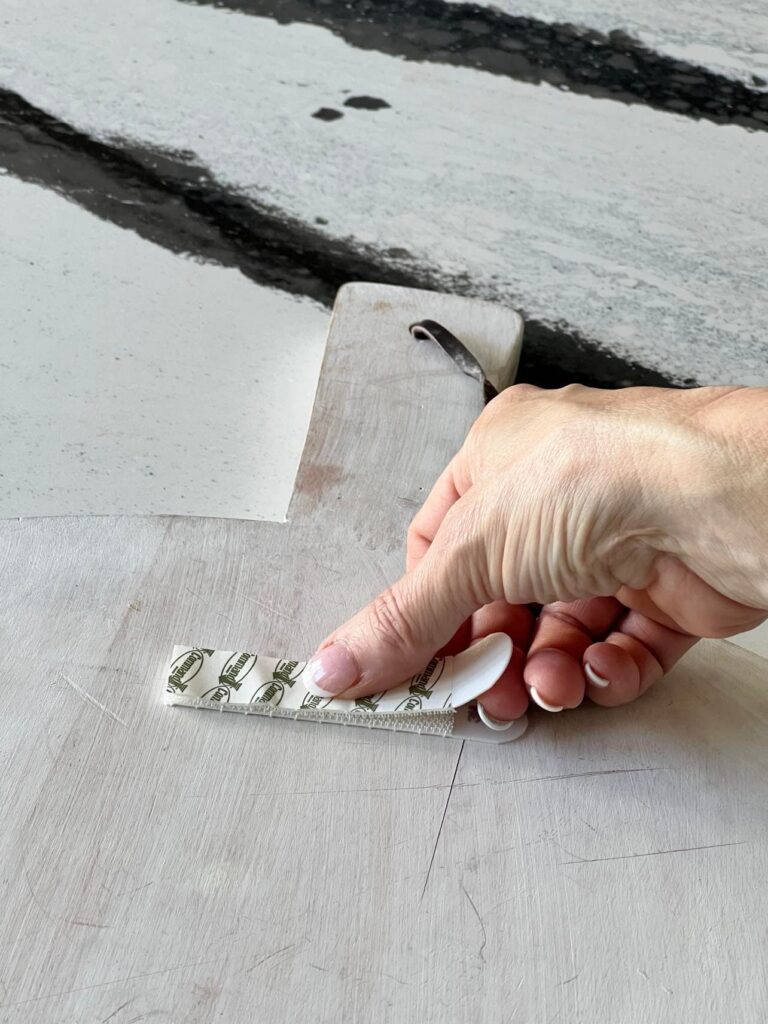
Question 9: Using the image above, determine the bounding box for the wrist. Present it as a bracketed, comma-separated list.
[647, 387, 768, 609]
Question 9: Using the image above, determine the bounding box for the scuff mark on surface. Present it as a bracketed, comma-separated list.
[460, 881, 488, 961]
[562, 839, 748, 865]
[58, 674, 129, 728]
[101, 998, 137, 1022]
[421, 741, 464, 900]
[245, 943, 299, 973]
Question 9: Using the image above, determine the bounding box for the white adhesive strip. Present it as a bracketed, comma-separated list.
[164, 633, 528, 742]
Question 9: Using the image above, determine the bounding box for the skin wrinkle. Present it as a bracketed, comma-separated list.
[316, 383, 768, 715]
[537, 608, 600, 642]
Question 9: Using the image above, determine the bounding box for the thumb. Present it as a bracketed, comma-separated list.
[303, 513, 489, 699]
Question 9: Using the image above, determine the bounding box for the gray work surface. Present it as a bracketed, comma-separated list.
[2, 285, 767, 1023]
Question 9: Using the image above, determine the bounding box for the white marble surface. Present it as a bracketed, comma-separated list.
[1, 0, 767, 389]
[469, 0, 768, 83]
[0, 174, 326, 519]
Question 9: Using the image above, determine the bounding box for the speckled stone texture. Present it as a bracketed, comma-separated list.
[0, 0, 766, 518]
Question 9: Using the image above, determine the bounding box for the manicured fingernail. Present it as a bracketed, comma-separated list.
[529, 686, 564, 713]
[584, 662, 610, 688]
[304, 642, 359, 697]
[477, 703, 516, 731]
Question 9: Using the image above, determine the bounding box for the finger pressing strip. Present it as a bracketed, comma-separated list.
[163, 633, 527, 744]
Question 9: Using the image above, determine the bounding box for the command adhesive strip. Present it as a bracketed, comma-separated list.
[164, 632, 528, 743]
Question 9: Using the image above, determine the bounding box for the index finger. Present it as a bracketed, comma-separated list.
[406, 457, 466, 572]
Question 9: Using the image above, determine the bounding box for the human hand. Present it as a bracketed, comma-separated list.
[303, 385, 768, 722]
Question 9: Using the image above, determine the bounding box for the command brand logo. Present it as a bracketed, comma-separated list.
[352, 692, 386, 713]
[200, 685, 231, 703]
[272, 660, 302, 686]
[300, 691, 332, 710]
[395, 694, 423, 712]
[251, 679, 286, 705]
[218, 652, 256, 691]
[250, 659, 304, 706]
[167, 648, 209, 693]
[407, 657, 443, 701]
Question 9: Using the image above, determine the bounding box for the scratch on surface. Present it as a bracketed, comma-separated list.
[4, 957, 225, 1008]
[97, 566, 144, 575]
[22, 860, 110, 930]
[146, 791, 159, 822]
[71, 664, 127, 675]
[101, 997, 136, 1022]
[557, 970, 581, 986]
[381, 971, 408, 987]
[550, 839, 589, 864]
[420, 741, 464, 901]
[460, 881, 487, 962]
[246, 944, 297, 973]
[113, 881, 153, 899]
[245, 780, 451, 799]
[637, 967, 672, 995]
[21, 860, 53, 923]
[228, 585, 297, 624]
[470, 766, 669, 789]
[183, 586, 234, 627]
[485, 892, 524, 915]
[59, 674, 128, 728]
[242, 767, 664, 801]
[557, 868, 596, 895]
[562, 839, 748, 865]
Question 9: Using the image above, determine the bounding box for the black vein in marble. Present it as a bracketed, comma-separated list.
[0, 86, 686, 389]
[178, 0, 768, 132]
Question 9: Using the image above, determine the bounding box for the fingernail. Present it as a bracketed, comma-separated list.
[477, 703, 516, 731]
[304, 642, 360, 697]
[584, 662, 610, 688]
[529, 686, 564, 713]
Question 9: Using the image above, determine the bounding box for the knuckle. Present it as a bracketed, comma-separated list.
[506, 382, 541, 401]
[471, 383, 541, 440]
[368, 586, 417, 650]
[435, 498, 493, 605]
[556, 383, 587, 400]
[441, 494, 475, 540]
[406, 518, 422, 547]
[483, 383, 538, 417]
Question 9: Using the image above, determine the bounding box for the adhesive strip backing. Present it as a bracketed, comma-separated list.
[164, 633, 528, 742]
